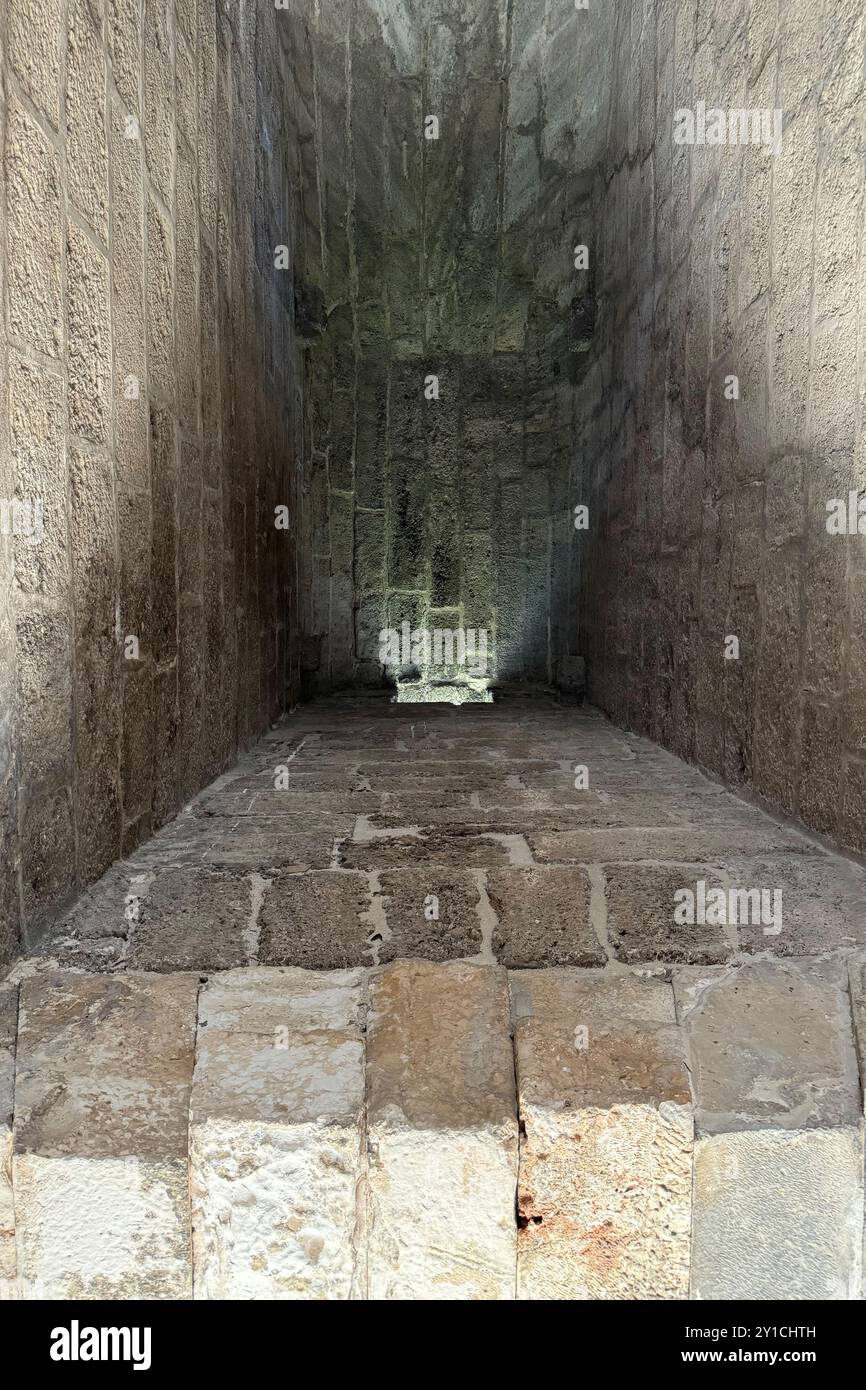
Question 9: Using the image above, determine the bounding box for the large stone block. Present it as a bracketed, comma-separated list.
[8, 352, 68, 599]
[8, 0, 65, 124]
[366, 961, 518, 1299]
[675, 961, 863, 1299]
[5, 97, 63, 355]
[190, 967, 366, 1299]
[487, 866, 604, 968]
[66, 0, 108, 240]
[512, 971, 692, 1299]
[13, 972, 197, 1299]
[66, 223, 111, 443]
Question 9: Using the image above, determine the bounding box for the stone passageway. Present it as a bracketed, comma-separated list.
[3, 695, 866, 1298]
[1, 0, 865, 1306]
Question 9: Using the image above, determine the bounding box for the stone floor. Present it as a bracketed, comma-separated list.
[3, 693, 866, 1299]
[20, 691, 866, 972]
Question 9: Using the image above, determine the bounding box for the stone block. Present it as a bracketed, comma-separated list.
[190, 968, 366, 1299]
[66, 0, 108, 239]
[605, 864, 732, 964]
[257, 871, 371, 969]
[127, 866, 250, 972]
[66, 223, 111, 443]
[366, 961, 518, 1299]
[8, 0, 65, 125]
[146, 198, 176, 401]
[487, 866, 604, 968]
[512, 970, 692, 1299]
[377, 868, 483, 961]
[5, 97, 63, 355]
[13, 972, 196, 1299]
[8, 352, 68, 599]
[675, 960, 863, 1300]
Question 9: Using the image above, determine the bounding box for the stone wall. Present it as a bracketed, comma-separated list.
[577, 0, 866, 857]
[0, 0, 307, 965]
[290, 0, 613, 694]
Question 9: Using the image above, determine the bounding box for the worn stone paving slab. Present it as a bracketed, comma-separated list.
[257, 871, 372, 969]
[13, 972, 197, 1299]
[190, 968, 366, 1300]
[511, 970, 693, 1299]
[376, 869, 484, 962]
[675, 962, 864, 1300]
[487, 866, 604, 968]
[339, 829, 515, 869]
[366, 960, 518, 1299]
[529, 824, 814, 863]
[127, 867, 251, 973]
[605, 864, 734, 964]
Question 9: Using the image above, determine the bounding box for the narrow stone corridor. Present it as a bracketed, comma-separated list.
[3, 695, 866, 1299]
[1, 0, 865, 1309]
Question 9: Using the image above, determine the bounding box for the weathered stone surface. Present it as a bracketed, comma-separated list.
[676, 961, 864, 1300]
[190, 968, 366, 1299]
[487, 866, 604, 967]
[340, 829, 511, 869]
[605, 864, 732, 964]
[512, 970, 692, 1299]
[13, 972, 196, 1298]
[1, 0, 304, 964]
[366, 961, 518, 1299]
[692, 1129, 863, 1301]
[0, 987, 16, 1285]
[125, 867, 250, 972]
[258, 871, 371, 969]
[377, 868, 483, 961]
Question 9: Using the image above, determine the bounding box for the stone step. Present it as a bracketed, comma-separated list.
[2, 959, 865, 1300]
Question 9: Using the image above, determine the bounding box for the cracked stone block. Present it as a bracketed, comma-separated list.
[675, 961, 864, 1300]
[1, 987, 16, 1286]
[366, 961, 518, 1299]
[511, 970, 692, 1299]
[377, 868, 483, 961]
[127, 867, 250, 972]
[487, 866, 604, 968]
[257, 871, 371, 969]
[190, 968, 366, 1300]
[605, 864, 732, 963]
[13, 972, 197, 1299]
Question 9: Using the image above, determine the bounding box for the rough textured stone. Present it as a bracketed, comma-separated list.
[512, 970, 693, 1300]
[605, 864, 733, 964]
[0, 2, 304, 964]
[0, 987, 16, 1285]
[366, 961, 518, 1299]
[676, 961, 864, 1300]
[13, 972, 197, 1299]
[126, 868, 250, 973]
[257, 872, 371, 969]
[487, 866, 605, 968]
[377, 868, 483, 961]
[190, 968, 365, 1299]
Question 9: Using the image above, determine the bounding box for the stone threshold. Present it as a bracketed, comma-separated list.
[2, 956, 865, 1300]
